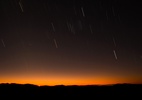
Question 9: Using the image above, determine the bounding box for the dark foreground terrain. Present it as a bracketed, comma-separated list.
[0, 83, 142, 99]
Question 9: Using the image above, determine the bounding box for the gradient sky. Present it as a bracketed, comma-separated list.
[0, 0, 142, 86]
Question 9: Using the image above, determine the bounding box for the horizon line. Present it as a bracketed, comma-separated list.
[1, 82, 142, 87]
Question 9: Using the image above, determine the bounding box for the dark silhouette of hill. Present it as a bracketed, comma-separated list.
[0, 83, 142, 99]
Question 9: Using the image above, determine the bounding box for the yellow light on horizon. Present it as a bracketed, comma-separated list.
[0, 74, 139, 86]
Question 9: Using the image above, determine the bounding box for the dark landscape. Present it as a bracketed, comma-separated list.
[0, 83, 142, 99]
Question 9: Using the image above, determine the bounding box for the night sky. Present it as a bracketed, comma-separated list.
[0, 0, 142, 85]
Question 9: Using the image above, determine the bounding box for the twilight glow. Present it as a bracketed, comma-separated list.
[0, 0, 142, 85]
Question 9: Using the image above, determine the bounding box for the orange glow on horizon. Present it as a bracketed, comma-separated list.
[0, 75, 140, 86]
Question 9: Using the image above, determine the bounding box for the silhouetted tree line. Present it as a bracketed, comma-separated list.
[0, 83, 141, 99]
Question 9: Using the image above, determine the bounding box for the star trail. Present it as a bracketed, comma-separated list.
[0, 0, 142, 86]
